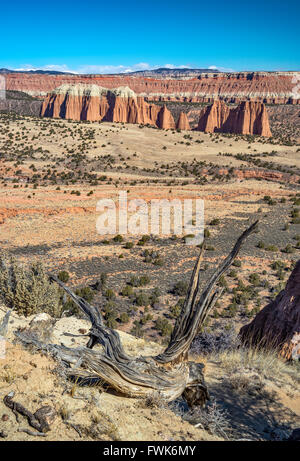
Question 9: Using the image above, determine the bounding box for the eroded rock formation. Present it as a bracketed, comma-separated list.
[157, 105, 175, 129]
[197, 100, 272, 137]
[41, 84, 176, 129]
[239, 260, 300, 360]
[176, 112, 191, 130]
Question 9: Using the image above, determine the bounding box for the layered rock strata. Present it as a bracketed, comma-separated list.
[197, 100, 272, 136]
[5, 71, 300, 104]
[41, 84, 177, 129]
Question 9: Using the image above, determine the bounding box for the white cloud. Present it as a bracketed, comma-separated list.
[209, 65, 235, 72]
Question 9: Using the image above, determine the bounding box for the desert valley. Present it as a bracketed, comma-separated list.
[0, 67, 299, 442]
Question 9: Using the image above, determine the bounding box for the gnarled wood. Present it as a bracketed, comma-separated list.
[16, 221, 258, 406]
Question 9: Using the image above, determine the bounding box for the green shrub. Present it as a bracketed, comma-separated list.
[172, 280, 188, 296]
[57, 270, 70, 283]
[120, 312, 130, 324]
[124, 242, 134, 249]
[0, 255, 61, 317]
[121, 285, 134, 297]
[135, 292, 150, 307]
[210, 218, 220, 226]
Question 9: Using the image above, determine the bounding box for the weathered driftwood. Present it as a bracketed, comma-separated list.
[3, 391, 55, 433]
[16, 221, 258, 407]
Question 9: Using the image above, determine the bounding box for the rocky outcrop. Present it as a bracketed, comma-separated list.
[42, 84, 273, 136]
[197, 100, 272, 137]
[4, 71, 300, 104]
[239, 260, 300, 360]
[41, 84, 173, 129]
[198, 100, 230, 133]
[157, 105, 175, 129]
[176, 112, 190, 130]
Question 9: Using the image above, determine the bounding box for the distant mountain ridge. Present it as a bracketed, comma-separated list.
[0, 68, 76, 75]
[0, 67, 219, 76]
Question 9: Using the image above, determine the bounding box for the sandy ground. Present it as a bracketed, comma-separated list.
[0, 306, 221, 441]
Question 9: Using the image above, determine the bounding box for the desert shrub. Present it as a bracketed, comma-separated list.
[104, 288, 116, 300]
[209, 218, 220, 226]
[172, 280, 188, 296]
[62, 286, 95, 317]
[135, 292, 150, 307]
[232, 259, 242, 267]
[120, 285, 134, 297]
[124, 242, 134, 249]
[57, 270, 70, 283]
[130, 320, 144, 338]
[204, 228, 210, 238]
[142, 392, 168, 409]
[184, 400, 231, 439]
[249, 273, 261, 286]
[282, 244, 294, 254]
[0, 255, 61, 317]
[137, 235, 151, 246]
[191, 328, 240, 356]
[155, 317, 173, 337]
[93, 272, 108, 291]
[169, 304, 181, 318]
[113, 234, 123, 243]
[149, 287, 161, 306]
[119, 312, 130, 323]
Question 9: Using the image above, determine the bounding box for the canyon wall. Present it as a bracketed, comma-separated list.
[197, 100, 272, 137]
[41, 84, 176, 129]
[42, 84, 272, 136]
[5, 71, 300, 104]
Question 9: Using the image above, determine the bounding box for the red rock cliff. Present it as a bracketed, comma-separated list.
[5, 71, 300, 104]
[41, 84, 170, 128]
[197, 100, 272, 137]
[239, 260, 300, 360]
[176, 112, 191, 130]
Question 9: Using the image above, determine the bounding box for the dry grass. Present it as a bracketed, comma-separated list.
[216, 345, 299, 390]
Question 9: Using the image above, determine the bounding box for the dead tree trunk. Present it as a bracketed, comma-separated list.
[17, 221, 258, 407]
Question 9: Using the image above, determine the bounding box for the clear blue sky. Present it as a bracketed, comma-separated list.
[1, 0, 299, 72]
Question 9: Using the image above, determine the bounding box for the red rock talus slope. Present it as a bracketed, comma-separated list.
[41, 84, 176, 129]
[5, 71, 300, 104]
[239, 260, 300, 360]
[197, 100, 272, 137]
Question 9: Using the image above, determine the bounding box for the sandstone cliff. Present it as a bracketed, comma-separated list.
[197, 100, 272, 137]
[239, 260, 300, 360]
[41, 84, 168, 128]
[157, 105, 176, 129]
[176, 111, 191, 130]
[5, 71, 300, 104]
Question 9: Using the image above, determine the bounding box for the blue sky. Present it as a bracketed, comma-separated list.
[1, 0, 299, 73]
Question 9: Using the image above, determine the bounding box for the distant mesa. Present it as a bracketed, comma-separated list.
[4, 70, 300, 104]
[197, 99, 272, 137]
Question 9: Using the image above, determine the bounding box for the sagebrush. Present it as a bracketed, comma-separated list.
[0, 255, 62, 317]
